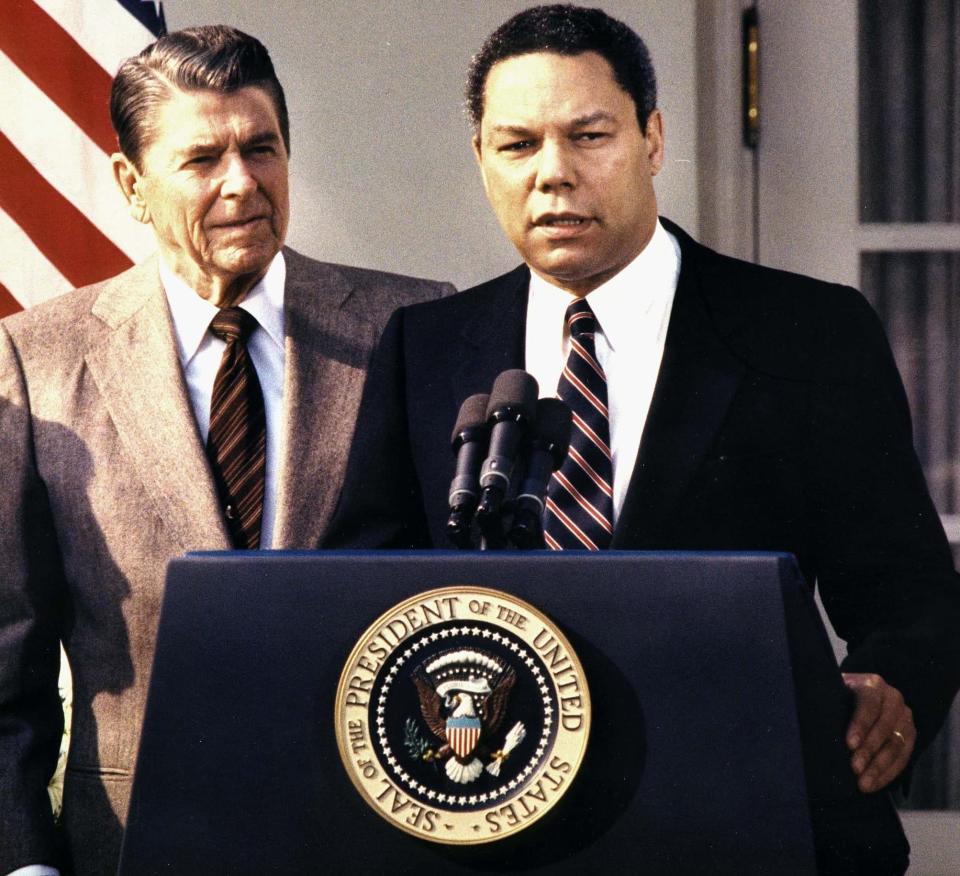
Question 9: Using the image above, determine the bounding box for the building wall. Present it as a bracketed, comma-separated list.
[163, 0, 698, 291]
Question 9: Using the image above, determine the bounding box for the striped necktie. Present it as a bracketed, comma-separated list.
[206, 307, 266, 549]
[544, 298, 614, 550]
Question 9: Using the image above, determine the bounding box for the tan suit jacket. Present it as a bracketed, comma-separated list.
[0, 248, 450, 874]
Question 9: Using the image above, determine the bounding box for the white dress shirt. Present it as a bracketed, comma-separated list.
[160, 252, 286, 548]
[525, 219, 681, 523]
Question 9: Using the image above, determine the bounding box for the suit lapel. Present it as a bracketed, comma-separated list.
[444, 244, 745, 547]
[272, 251, 377, 548]
[450, 265, 528, 402]
[85, 260, 230, 553]
[612, 228, 746, 547]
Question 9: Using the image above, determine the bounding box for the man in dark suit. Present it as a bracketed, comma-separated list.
[0, 26, 450, 876]
[327, 5, 960, 866]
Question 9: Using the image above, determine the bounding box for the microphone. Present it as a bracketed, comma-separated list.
[509, 398, 572, 549]
[446, 393, 490, 548]
[476, 370, 539, 545]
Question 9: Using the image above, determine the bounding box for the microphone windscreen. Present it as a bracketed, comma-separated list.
[535, 398, 573, 453]
[451, 393, 490, 444]
[486, 369, 539, 421]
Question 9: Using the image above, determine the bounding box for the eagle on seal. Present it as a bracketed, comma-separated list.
[413, 648, 526, 784]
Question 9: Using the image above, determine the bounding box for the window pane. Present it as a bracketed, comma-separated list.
[859, 0, 959, 222]
[861, 251, 960, 514]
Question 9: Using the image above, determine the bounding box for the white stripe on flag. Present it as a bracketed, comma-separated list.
[33, 0, 157, 75]
[0, 207, 72, 308]
[0, 50, 155, 265]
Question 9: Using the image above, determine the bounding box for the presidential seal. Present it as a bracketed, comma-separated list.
[335, 586, 590, 844]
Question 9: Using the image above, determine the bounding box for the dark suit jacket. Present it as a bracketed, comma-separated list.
[0, 248, 451, 875]
[328, 219, 960, 768]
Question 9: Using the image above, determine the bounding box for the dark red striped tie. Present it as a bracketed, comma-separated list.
[544, 299, 614, 550]
[206, 307, 266, 549]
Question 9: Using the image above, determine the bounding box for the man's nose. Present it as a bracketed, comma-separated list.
[220, 156, 258, 198]
[534, 139, 576, 191]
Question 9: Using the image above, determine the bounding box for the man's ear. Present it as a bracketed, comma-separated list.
[471, 134, 490, 195]
[111, 153, 150, 224]
[472, 134, 483, 166]
[643, 109, 665, 176]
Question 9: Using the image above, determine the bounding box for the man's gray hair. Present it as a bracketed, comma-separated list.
[110, 24, 290, 169]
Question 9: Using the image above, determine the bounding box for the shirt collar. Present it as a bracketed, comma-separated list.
[159, 251, 287, 367]
[527, 219, 681, 350]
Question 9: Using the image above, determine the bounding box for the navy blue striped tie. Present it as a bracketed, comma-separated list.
[544, 299, 614, 550]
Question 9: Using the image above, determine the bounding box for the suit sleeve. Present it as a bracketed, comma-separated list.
[0, 325, 66, 872]
[324, 307, 433, 549]
[809, 292, 960, 754]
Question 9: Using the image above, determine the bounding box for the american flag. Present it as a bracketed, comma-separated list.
[0, 0, 166, 318]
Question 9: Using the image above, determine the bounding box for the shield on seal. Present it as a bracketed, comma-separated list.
[446, 716, 482, 758]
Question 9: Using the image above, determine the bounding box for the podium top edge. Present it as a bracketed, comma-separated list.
[176, 549, 797, 563]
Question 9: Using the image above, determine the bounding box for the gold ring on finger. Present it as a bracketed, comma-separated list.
[892, 729, 906, 745]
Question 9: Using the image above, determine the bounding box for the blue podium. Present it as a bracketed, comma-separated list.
[119, 552, 906, 874]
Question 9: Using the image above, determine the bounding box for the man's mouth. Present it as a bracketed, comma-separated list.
[535, 213, 591, 227]
[218, 215, 269, 229]
[533, 213, 594, 238]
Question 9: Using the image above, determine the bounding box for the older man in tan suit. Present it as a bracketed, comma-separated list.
[0, 25, 449, 876]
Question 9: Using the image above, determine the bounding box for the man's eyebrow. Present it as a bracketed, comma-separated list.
[241, 130, 281, 148]
[569, 111, 617, 126]
[176, 130, 281, 158]
[490, 124, 534, 136]
[489, 112, 617, 135]
[176, 142, 217, 159]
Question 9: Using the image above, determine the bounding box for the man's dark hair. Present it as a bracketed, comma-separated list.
[110, 25, 290, 169]
[466, 4, 657, 132]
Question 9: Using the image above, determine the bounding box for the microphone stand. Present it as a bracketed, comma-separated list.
[476, 489, 508, 550]
[507, 505, 545, 549]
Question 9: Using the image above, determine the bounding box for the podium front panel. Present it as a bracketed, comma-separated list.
[120, 552, 861, 874]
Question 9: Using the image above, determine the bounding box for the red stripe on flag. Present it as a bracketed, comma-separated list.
[0, 133, 133, 289]
[0, 0, 118, 155]
[0, 282, 24, 319]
